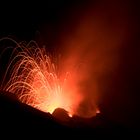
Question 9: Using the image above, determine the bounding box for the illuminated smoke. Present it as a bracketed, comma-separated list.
[56, 0, 131, 118]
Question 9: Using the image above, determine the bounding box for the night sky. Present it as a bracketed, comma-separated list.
[0, 1, 85, 40]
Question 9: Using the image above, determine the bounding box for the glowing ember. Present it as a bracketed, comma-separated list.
[2, 39, 83, 116]
[96, 109, 100, 114]
[68, 113, 73, 118]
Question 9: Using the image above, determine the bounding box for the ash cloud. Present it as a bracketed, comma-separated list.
[57, 0, 139, 119]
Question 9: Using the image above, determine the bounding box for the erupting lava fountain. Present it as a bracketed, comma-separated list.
[1, 39, 83, 117]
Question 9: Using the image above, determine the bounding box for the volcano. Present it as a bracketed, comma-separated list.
[0, 90, 135, 138]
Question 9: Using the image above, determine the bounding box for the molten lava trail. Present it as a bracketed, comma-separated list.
[1, 38, 83, 117]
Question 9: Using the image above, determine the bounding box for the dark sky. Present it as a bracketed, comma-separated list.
[0, 0, 139, 44]
[0, 1, 87, 40]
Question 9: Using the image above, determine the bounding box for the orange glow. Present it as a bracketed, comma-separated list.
[3, 40, 83, 116]
[68, 113, 73, 117]
[96, 109, 100, 114]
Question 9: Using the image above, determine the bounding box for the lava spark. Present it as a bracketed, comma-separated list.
[1, 39, 82, 116]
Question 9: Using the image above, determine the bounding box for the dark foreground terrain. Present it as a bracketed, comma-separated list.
[0, 91, 139, 138]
